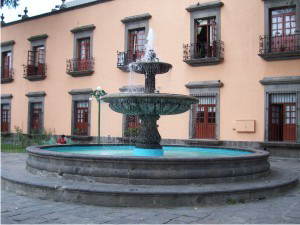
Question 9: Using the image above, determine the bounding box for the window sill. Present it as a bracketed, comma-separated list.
[183, 57, 223, 66]
[68, 135, 93, 141]
[24, 75, 46, 81]
[117, 65, 130, 72]
[67, 70, 94, 77]
[259, 141, 300, 149]
[1, 78, 14, 84]
[183, 139, 223, 146]
[258, 51, 300, 61]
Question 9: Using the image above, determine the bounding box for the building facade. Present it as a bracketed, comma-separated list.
[1, 0, 300, 154]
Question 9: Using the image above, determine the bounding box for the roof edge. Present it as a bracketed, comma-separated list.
[1, 0, 113, 28]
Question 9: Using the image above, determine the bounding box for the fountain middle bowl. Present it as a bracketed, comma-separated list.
[101, 93, 198, 115]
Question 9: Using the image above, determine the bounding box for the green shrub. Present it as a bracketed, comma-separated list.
[124, 127, 140, 137]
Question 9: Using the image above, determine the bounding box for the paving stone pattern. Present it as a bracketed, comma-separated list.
[1, 154, 300, 224]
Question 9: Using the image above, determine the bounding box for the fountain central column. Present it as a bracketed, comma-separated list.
[145, 72, 156, 93]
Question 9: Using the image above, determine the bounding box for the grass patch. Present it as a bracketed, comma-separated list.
[1, 144, 26, 153]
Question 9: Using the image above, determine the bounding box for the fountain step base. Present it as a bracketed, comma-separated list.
[2, 154, 299, 207]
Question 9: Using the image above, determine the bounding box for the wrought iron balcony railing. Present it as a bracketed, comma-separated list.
[259, 34, 300, 54]
[66, 57, 95, 76]
[117, 50, 144, 71]
[183, 41, 224, 62]
[23, 63, 47, 81]
[1, 67, 14, 83]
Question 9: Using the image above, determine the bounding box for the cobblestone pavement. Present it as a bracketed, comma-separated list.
[1, 154, 300, 224]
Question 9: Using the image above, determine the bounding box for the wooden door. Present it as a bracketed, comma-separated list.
[268, 104, 283, 141]
[129, 29, 145, 62]
[37, 48, 45, 75]
[1, 104, 9, 132]
[78, 38, 90, 71]
[283, 103, 296, 141]
[193, 104, 216, 139]
[27, 51, 36, 76]
[283, 13, 296, 51]
[75, 101, 88, 136]
[194, 18, 216, 58]
[3, 55, 10, 79]
[271, 8, 296, 52]
[31, 103, 42, 132]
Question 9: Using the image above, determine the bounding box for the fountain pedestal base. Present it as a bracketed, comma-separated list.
[135, 115, 162, 151]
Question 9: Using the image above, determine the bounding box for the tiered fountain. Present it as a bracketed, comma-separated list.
[102, 29, 198, 156]
[2, 29, 298, 207]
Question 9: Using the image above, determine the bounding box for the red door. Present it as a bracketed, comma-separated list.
[78, 38, 90, 71]
[2, 52, 11, 79]
[269, 104, 282, 141]
[271, 8, 296, 52]
[283, 104, 296, 141]
[1, 104, 9, 132]
[75, 101, 89, 136]
[129, 29, 145, 62]
[36, 48, 45, 75]
[269, 103, 296, 142]
[193, 104, 216, 139]
[31, 103, 42, 132]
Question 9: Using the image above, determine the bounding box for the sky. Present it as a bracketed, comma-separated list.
[1, 0, 73, 23]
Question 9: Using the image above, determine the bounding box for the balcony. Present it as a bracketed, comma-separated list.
[183, 41, 224, 66]
[117, 50, 144, 72]
[258, 34, 300, 61]
[1, 67, 14, 84]
[23, 64, 46, 81]
[66, 58, 95, 77]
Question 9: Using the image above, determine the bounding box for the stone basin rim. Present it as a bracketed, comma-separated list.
[26, 144, 270, 162]
[101, 93, 199, 101]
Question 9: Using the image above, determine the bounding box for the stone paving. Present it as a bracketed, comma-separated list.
[1, 154, 300, 224]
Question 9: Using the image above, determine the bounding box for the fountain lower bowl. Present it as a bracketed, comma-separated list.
[26, 145, 270, 185]
[101, 93, 198, 115]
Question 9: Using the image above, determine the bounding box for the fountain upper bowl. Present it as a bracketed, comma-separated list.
[129, 61, 172, 74]
[101, 93, 198, 115]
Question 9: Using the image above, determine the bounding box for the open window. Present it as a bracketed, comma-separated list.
[1, 40, 14, 83]
[27, 46, 45, 76]
[67, 25, 95, 77]
[24, 34, 47, 80]
[194, 18, 217, 58]
[128, 28, 146, 62]
[117, 13, 151, 71]
[184, 2, 224, 66]
[1, 51, 12, 79]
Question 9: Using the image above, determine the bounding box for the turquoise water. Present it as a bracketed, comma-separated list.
[44, 145, 252, 157]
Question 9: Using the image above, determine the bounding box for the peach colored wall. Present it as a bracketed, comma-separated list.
[1, 0, 300, 141]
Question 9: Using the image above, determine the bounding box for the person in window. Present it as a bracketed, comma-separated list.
[57, 134, 66, 144]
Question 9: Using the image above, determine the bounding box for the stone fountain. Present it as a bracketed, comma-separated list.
[102, 29, 198, 155]
[2, 29, 297, 208]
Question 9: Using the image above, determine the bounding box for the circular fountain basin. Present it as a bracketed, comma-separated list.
[26, 145, 270, 185]
[101, 93, 198, 115]
[129, 61, 172, 74]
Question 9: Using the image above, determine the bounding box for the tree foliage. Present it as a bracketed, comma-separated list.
[1, 0, 19, 8]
